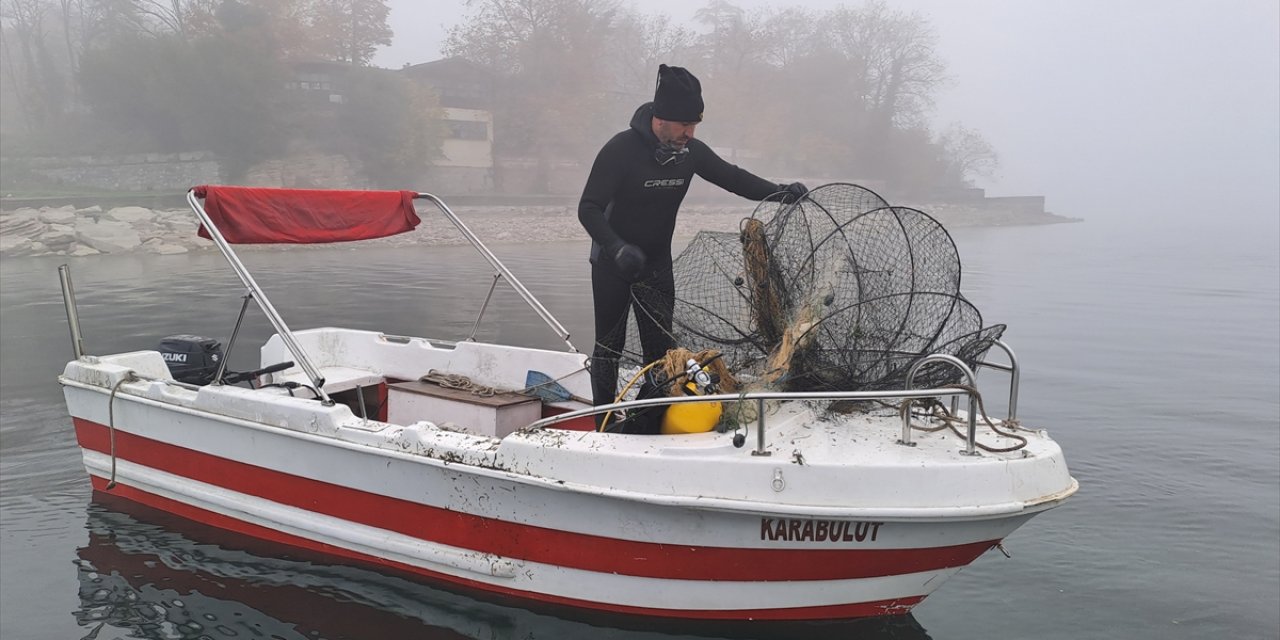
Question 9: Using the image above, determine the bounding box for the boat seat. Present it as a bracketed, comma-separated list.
[272, 365, 383, 395]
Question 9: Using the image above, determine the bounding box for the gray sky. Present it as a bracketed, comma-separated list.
[374, 1, 1280, 222]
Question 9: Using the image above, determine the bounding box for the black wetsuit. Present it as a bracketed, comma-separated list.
[578, 102, 784, 413]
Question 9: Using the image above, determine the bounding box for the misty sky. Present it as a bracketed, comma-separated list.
[374, 1, 1280, 224]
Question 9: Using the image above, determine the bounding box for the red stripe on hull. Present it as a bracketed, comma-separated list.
[73, 417, 994, 582]
[89, 477, 925, 620]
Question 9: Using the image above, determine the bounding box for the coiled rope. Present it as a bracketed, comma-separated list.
[419, 369, 497, 398]
[898, 383, 1029, 453]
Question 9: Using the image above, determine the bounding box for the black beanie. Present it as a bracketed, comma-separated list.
[652, 64, 704, 122]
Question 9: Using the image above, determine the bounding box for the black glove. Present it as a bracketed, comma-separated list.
[609, 242, 647, 281]
[780, 181, 808, 203]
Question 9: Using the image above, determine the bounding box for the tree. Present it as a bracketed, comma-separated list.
[938, 123, 998, 186]
[754, 6, 819, 69]
[607, 11, 699, 93]
[77, 19, 288, 177]
[332, 69, 442, 188]
[821, 1, 946, 130]
[445, 0, 620, 191]
[2, 0, 56, 130]
[131, 0, 218, 38]
[694, 0, 751, 77]
[307, 0, 390, 66]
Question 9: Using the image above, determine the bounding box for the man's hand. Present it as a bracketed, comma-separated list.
[610, 242, 647, 281]
[780, 182, 809, 203]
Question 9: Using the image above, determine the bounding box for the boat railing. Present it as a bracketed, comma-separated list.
[902, 354, 980, 455]
[58, 264, 86, 359]
[973, 338, 1020, 423]
[526, 382, 986, 456]
[414, 193, 574, 352]
[185, 188, 578, 404]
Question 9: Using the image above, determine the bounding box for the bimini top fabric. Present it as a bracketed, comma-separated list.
[194, 185, 420, 244]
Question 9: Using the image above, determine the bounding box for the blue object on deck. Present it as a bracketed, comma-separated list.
[524, 370, 589, 404]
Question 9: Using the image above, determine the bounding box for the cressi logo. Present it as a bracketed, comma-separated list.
[643, 178, 686, 188]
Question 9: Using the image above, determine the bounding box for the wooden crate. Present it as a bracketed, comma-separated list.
[387, 380, 541, 438]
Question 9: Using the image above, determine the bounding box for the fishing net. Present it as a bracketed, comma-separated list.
[602, 182, 1004, 397]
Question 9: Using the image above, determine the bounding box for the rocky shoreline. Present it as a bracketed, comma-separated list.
[0, 202, 1077, 259]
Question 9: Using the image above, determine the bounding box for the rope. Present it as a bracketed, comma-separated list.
[419, 369, 497, 397]
[898, 384, 1029, 453]
[105, 372, 139, 490]
[741, 217, 785, 345]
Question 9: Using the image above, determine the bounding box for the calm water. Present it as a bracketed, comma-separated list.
[1, 212, 1277, 639]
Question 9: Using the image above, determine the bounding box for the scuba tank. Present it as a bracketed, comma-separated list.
[660, 358, 723, 434]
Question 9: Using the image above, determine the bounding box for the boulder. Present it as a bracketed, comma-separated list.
[74, 218, 142, 253]
[0, 212, 46, 239]
[0, 234, 32, 255]
[151, 243, 189, 255]
[106, 206, 155, 224]
[76, 205, 103, 214]
[68, 244, 101, 256]
[39, 206, 77, 224]
[43, 223, 77, 249]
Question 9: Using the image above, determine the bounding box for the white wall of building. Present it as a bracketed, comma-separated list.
[438, 107, 492, 168]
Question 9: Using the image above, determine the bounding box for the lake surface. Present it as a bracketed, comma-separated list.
[2, 211, 1277, 639]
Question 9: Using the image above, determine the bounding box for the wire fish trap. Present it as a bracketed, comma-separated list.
[617, 183, 1005, 394]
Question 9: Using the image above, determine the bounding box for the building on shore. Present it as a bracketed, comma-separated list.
[401, 58, 495, 194]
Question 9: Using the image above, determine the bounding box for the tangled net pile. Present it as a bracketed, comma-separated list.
[627, 183, 1005, 392]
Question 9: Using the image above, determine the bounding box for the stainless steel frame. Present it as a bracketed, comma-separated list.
[186, 186, 1012, 455]
[976, 338, 1021, 422]
[186, 189, 579, 404]
[212, 291, 253, 386]
[58, 264, 86, 359]
[416, 194, 575, 352]
[187, 190, 332, 403]
[902, 354, 980, 455]
[528, 386, 977, 456]
[526, 339, 1019, 455]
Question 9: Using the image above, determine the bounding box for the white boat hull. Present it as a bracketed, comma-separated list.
[62, 332, 1076, 621]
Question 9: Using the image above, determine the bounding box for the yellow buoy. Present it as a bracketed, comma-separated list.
[660, 383, 722, 434]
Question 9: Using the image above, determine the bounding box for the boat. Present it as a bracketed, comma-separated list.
[75, 497, 934, 639]
[58, 185, 1078, 621]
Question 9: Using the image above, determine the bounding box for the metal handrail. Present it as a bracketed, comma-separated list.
[185, 188, 585, 404]
[58, 264, 86, 359]
[211, 291, 253, 386]
[416, 193, 576, 352]
[903, 354, 980, 455]
[974, 338, 1020, 422]
[527, 387, 974, 455]
[186, 190, 332, 403]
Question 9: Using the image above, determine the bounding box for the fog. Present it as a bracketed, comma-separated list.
[2, 1, 1276, 230]
[380, 0, 1280, 226]
[2, 5, 1278, 636]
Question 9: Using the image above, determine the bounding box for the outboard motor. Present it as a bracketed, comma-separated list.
[157, 335, 224, 385]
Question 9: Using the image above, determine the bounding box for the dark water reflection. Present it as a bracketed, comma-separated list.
[3, 211, 1278, 639]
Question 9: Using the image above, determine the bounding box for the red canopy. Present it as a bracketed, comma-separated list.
[194, 185, 420, 244]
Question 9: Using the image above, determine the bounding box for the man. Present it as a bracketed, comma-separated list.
[577, 64, 806, 428]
